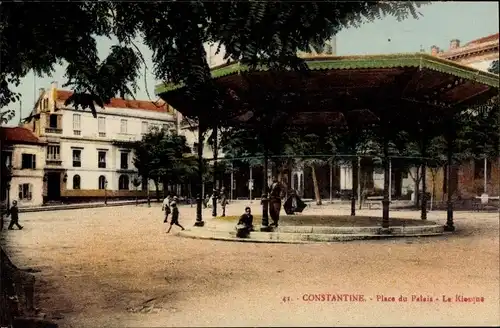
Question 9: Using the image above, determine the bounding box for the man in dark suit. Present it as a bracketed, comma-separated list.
[166, 201, 185, 233]
[6, 200, 23, 230]
[269, 177, 284, 227]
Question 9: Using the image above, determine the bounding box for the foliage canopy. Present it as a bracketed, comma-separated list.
[1, 1, 429, 117]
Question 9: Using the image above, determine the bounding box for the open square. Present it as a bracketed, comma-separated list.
[1, 203, 499, 327]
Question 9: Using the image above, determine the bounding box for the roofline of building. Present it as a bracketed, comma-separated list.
[438, 41, 499, 61]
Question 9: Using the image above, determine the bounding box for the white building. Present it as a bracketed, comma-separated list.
[433, 33, 499, 72]
[23, 82, 176, 204]
[174, 112, 224, 160]
[1, 127, 46, 207]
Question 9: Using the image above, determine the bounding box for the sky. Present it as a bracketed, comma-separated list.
[6, 1, 499, 126]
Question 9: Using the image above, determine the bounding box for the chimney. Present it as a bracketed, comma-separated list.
[38, 88, 45, 96]
[431, 45, 439, 56]
[51, 81, 58, 89]
[449, 39, 460, 50]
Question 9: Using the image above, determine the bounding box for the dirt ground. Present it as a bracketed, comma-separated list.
[1, 202, 499, 327]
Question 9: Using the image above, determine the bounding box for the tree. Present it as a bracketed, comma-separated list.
[1, 110, 15, 213]
[133, 127, 196, 199]
[488, 60, 499, 74]
[1, 1, 428, 116]
[1, 1, 429, 224]
[325, 112, 378, 211]
[0, 111, 14, 125]
[285, 129, 331, 205]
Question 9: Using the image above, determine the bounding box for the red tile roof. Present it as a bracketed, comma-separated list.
[56, 90, 171, 113]
[466, 33, 499, 46]
[0, 127, 43, 145]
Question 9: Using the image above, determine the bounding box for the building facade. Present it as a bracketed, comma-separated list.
[432, 33, 499, 71]
[22, 82, 176, 204]
[1, 127, 46, 207]
[428, 33, 499, 201]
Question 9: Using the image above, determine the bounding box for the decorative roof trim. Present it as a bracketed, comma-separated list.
[155, 53, 499, 94]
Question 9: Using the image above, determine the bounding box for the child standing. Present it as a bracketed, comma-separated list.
[167, 201, 185, 233]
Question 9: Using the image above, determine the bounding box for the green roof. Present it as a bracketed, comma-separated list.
[155, 53, 499, 95]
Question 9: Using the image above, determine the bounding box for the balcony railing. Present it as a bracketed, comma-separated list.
[45, 127, 62, 134]
[112, 133, 137, 146]
[46, 159, 62, 166]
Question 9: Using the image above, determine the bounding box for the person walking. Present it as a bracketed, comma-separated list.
[220, 187, 228, 217]
[162, 194, 172, 223]
[6, 200, 23, 230]
[167, 201, 185, 233]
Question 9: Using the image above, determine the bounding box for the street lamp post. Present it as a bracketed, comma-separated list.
[230, 161, 234, 201]
[6, 182, 10, 212]
[249, 165, 253, 203]
[104, 179, 108, 205]
[6, 165, 12, 211]
[147, 179, 151, 207]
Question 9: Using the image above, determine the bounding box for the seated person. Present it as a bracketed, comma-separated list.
[284, 189, 306, 215]
[236, 207, 254, 237]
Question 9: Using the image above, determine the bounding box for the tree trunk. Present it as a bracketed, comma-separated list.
[421, 162, 427, 220]
[351, 157, 358, 216]
[430, 168, 438, 212]
[154, 180, 160, 201]
[382, 141, 390, 229]
[409, 166, 421, 208]
[311, 164, 322, 205]
[287, 159, 293, 198]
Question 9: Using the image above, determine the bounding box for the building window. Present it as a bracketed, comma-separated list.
[47, 145, 60, 160]
[119, 175, 129, 190]
[3, 151, 12, 167]
[98, 117, 106, 137]
[72, 149, 82, 167]
[41, 98, 48, 111]
[49, 114, 58, 128]
[98, 151, 107, 168]
[21, 154, 36, 169]
[18, 183, 32, 201]
[73, 175, 81, 189]
[120, 152, 129, 169]
[120, 119, 128, 133]
[73, 114, 81, 135]
[141, 121, 149, 134]
[98, 175, 106, 189]
[474, 159, 492, 181]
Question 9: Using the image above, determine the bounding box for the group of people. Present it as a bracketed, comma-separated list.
[161, 178, 304, 236]
[203, 187, 229, 216]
